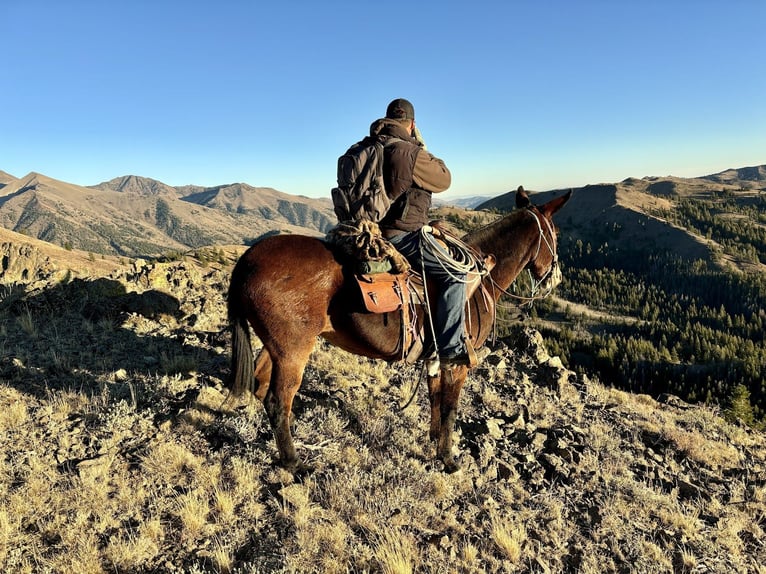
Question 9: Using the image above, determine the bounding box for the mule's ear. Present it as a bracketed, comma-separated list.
[515, 186, 530, 209]
[539, 189, 572, 218]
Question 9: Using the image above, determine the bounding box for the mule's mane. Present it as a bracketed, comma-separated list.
[462, 208, 531, 256]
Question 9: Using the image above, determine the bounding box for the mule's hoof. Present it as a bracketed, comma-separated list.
[293, 462, 314, 479]
[280, 458, 313, 477]
[442, 458, 461, 474]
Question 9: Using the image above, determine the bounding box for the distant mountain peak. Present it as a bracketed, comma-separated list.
[703, 164, 766, 183]
[434, 195, 494, 209]
[16, 172, 52, 188]
[0, 168, 336, 258]
[91, 175, 178, 197]
[0, 170, 18, 184]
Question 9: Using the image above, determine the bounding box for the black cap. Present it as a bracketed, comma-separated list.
[385, 98, 415, 120]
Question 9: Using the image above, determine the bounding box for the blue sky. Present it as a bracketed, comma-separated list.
[2, 0, 764, 199]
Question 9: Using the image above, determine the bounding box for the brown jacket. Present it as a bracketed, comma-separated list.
[368, 118, 451, 233]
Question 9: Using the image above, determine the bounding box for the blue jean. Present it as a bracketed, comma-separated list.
[388, 230, 467, 357]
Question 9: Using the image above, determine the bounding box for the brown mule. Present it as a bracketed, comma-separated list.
[226, 187, 571, 472]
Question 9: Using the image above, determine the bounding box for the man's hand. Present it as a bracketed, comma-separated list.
[413, 126, 428, 151]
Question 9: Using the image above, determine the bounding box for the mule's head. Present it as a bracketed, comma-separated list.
[516, 186, 572, 295]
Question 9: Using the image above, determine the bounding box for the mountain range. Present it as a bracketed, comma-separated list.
[1, 165, 765, 266]
[0, 171, 336, 257]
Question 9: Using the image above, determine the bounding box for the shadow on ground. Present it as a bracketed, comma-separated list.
[0, 277, 228, 401]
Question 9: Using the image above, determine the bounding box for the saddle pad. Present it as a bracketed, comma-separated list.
[356, 273, 409, 313]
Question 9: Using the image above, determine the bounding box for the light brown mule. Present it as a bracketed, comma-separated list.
[226, 187, 571, 472]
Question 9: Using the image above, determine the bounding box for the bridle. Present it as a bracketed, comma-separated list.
[525, 207, 561, 298]
[490, 207, 561, 305]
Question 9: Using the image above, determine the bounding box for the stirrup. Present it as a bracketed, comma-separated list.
[438, 340, 478, 369]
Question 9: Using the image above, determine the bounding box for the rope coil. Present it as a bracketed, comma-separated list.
[416, 226, 489, 361]
[419, 225, 489, 280]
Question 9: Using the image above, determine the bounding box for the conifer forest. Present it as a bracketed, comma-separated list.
[515, 191, 766, 425]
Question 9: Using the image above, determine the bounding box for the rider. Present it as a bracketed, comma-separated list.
[373, 98, 472, 366]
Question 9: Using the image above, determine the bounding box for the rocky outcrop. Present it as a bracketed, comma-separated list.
[0, 241, 55, 283]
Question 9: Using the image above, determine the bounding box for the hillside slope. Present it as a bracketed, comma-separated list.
[479, 169, 766, 273]
[0, 170, 17, 188]
[1, 235, 764, 572]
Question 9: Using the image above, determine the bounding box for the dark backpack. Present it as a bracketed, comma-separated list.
[331, 136, 400, 223]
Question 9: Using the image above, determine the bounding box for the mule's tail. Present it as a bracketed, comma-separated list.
[227, 256, 257, 396]
[228, 315, 255, 396]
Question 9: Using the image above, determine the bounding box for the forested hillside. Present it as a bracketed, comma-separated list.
[517, 191, 766, 424]
[543, 239, 766, 421]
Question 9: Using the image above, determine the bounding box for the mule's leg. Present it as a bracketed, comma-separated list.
[252, 349, 273, 402]
[427, 373, 443, 441]
[437, 366, 468, 473]
[263, 345, 314, 472]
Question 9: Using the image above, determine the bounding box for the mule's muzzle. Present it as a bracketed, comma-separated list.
[539, 259, 562, 296]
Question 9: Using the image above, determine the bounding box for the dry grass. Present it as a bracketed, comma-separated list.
[16, 306, 36, 337]
[490, 515, 526, 563]
[373, 528, 418, 574]
[3, 359, 761, 572]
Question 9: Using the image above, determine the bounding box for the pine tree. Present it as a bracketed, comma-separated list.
[724, 384, 755, 426]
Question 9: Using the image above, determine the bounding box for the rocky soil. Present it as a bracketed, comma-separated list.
[1, 239, 765, 573]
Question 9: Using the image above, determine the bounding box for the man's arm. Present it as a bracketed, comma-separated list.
[412, 148, 451, 193]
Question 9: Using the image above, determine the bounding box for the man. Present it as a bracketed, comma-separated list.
[373, 98, 471, 366]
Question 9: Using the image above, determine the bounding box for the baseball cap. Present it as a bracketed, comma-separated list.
[385, 98, 415, 120]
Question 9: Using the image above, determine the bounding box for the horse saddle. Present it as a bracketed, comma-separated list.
[353, 263, 491, 315]
[353, 251, 496, 363]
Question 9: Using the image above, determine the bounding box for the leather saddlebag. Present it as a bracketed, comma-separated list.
[356, 273, 409, 314]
